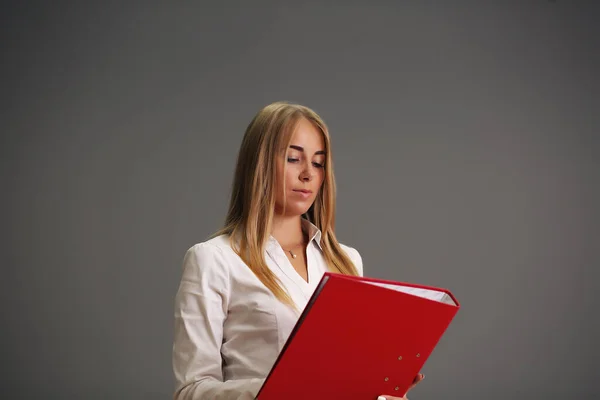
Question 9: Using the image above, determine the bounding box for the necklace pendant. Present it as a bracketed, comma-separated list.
[289, 250, 297, 259]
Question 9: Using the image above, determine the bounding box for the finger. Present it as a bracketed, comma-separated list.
[409, 373, 425, 390]
[379, 374, 423, 400]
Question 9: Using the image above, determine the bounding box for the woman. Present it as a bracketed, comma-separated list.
[172, 101, 423, 399]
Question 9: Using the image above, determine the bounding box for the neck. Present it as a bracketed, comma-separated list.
[271, 214, 306, 249]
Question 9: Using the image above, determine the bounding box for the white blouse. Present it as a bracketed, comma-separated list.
[172, 219, 363, 400]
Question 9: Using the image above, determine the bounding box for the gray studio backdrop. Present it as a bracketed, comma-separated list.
[2, 2, 598, 399]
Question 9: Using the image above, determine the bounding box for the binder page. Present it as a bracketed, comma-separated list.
[364, 281, 456, 306]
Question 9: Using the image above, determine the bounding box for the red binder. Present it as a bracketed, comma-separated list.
[256, 272, 460, 399]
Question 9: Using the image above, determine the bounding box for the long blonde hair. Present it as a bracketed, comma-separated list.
[214, 101, 359, 308]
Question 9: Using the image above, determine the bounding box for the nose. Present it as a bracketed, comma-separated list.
[300, 170, 313, 182]
[299, 162, 314, 182]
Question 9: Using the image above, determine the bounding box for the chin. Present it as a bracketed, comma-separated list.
[285, 207, 311, 216]
[277, 201, 313, 217]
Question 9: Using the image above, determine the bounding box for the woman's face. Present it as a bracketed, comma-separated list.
[274, 118, 326, 216]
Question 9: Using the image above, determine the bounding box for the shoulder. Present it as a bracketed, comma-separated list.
[200, 234, 235, 251]
[183, 234, 235, 260]
[176, 235, 237, 306]
[179, 234, 235, 285]
[339, 243, 364, 276]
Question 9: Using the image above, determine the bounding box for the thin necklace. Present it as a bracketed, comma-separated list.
[283, 242, 305, 259]
[281, 231, 308, 259]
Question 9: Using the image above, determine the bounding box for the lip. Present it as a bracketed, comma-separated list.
[292, 189, 313, 198]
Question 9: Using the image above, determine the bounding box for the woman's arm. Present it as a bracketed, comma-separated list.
[172, 243, 264, 400]
[174, 377, 264, 400]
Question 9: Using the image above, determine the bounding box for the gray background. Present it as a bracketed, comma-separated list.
[2, 1, 598, 399]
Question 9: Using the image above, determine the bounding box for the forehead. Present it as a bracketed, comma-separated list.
[289, 118, 325, 149]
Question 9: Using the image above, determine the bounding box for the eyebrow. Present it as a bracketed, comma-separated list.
[289, 145, 326, 155]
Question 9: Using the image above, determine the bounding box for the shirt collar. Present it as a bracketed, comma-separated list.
[301, 218, 322, 250]
[266, 218, 323, 251]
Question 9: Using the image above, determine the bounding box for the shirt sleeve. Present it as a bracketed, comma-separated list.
[172, 243, 265, 400]
[353, 248, 364, 277]
[342, 244, 364, 277]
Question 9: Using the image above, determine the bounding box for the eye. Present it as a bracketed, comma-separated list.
[312, 162, 325, 168]
[287, 157, 299, 163]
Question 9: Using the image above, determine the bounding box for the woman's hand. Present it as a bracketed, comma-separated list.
[376, 373, 424, 400]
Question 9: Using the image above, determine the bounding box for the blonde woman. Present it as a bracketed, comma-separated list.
[172, 101, 423, 399]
